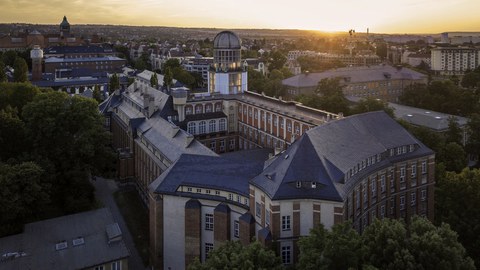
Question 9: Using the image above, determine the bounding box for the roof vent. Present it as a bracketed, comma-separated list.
[435, 116, 442, 119]
[106, 223, 123, 244]
[72, 237, 85, 246]
[284, 154, 289, 159]
[311, 182, 317, 189]
[55, 241, 68, 251]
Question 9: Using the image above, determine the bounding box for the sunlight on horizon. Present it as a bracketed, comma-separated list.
[0, 0, 479, 34]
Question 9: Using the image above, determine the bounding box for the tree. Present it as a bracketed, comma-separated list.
[1, 50, 17, 67]
[109, 73, 120, 94]
[0, 82, 41, 115]
[0, 162, 50, 237]
[438, 142, 467, 172]
[150, 72, 158, 88]
[0, 107, 27, 161]
[22, 91, 114, 212]
[92, 85, 102, 103]
[172, 67, 195, 88]
[436, 168, 480, 267]
[466, 113, 480, 157]
[164, 58, 181, 71]
[445, 116, 463, 145]
[163, 67, 174, 90]
[188, 241, 283, 270]
[248, 67, 266, 93]
[13, 57, 28, 82]
[461, 71, 480, 88]
[315, 78, 350, 114]
[352, 97, 395, 117]
[0, 61, 7, 82]
[268, 51, 287, 72]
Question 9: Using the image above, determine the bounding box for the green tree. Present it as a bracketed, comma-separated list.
[438, 142, 467, 172]
[188, 241, 283, 270]
[352, 97, 395, 117]
[150, 72, 158, 88]
[163, 58, 181, 71]
[1, 50, 17, 67]
[0, 61, 7, 82]
[315, 78, 349, 114]
[93, 85, 102, 103]
[109, 73, 120, 94]
[461, 71, 480, 88]
[0, 82, 41, 115]
[408, 216, 475, 270]
[375, 43, 388, 60]
[163, 67, 174, 89]
[13, 57, 28, 82]
[172, 67, 195, 88]
[268, 51, 287, 72]
[295, 94, 322, 109]
[247, 67, 266, 93]
[466, 113, 480, 157]
[436, 168, 480, 267]
[445, 116, 463, 145]
[0, 107, 27, 161]
[22, 91, 114, 212]
[0, 162, 50, 237]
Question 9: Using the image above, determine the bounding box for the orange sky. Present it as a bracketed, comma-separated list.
[1, 0, 479, 33]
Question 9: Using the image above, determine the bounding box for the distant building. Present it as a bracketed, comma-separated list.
[431, 46, 480, 75]
[441, 32, 480, 45]
[0, 16, 84, 52]
[0, 208, 129, 270]
[282, 65, 427, 102]
[287, 50, 382, 68]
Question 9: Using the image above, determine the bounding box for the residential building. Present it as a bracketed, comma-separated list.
[431, 46, 480, 75]
[282, 65, 427, 102]
[441, 32, 480, 45]
[0, 208, 129, 270]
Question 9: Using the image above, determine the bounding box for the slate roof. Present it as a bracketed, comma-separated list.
[250, 111, 434, 201]
[0, 208, 129, 270]
[44, 56, 124, 63]
[150, 149, 270, 197]
[282, 65, 427, 88]
[44, 45, 114, 55]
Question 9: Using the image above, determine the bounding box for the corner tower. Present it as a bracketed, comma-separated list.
[208, 31, 247, 95]
[30, 45, 43, 81]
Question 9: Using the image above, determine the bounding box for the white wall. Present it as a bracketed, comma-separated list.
[163, 195, 189, 270]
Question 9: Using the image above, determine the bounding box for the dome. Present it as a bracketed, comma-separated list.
[213, 31, 241, 49]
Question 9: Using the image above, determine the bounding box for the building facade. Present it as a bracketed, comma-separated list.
[431, 47, 480, 75]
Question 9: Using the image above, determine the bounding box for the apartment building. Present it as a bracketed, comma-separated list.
[431, 47, 480, 75]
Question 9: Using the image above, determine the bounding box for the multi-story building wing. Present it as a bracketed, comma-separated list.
[431, 47, 480, 75]
[282, 65, 427, 102]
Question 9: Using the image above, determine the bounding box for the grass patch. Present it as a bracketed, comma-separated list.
[114, 189, 150, 265]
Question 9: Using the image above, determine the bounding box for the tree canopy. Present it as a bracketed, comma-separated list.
[150, 72, 158, 88]
[298, 217, 475, 270]
[436, 168, 480, 267]
[0, 61, 7, 82]
[13, 57, 28, 83]
[315, 78, 350, 114]
[109, 73, 120, 94]
[188, 241, 284, 270]
[351, 97, 395, 117]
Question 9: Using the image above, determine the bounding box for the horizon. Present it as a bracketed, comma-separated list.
[1, 0, 480, 34]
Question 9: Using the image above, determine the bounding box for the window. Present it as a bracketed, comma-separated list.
[410, 144, 415, 152]
[411, 163, 417, 177]
[219, 119, 226, 131]
[355, 187, 360, 210]
[205, 243, 214, 258]
[210, 141, 216, 151]
[287, 123, 292, 132]
[206, 189, 211, 194]
[397, 147, 402, 155]
[215, 190, 220, 195]
[216, 104, 222, 112]
[390, 148, 395, 156]
[220, 140, 225, 152]
[244, 198, 248, 205]
[187, 187, 192, 192]
[237, 195, 241, 203]
[187, 122, 196, 134]
[402, 146, 407, 153]
[186, 107, 193, 115]
[421, 161, 427, 174]
[199, 121, 206, 134]
[421, 189, 427, 201]
[400, 167, 406, 183]
[197, 188, 202, 193]
[411, 192, 416, 206]
[209, 120, 216, 133]
[400, 196, 405, 210]
[229, 139, 235, 150]
[266, 209, 271, 225]
[228, 194, 233, 200]
[380, 205, 385, 218]
[256, 202, 262, 218]
[94, 266, 104, 270]
[362, 182, 368, 208]
[195, 105, 202, 114]
[205, 105, 212, 113]
[282, 215, 291, 231]
[371, 177, 377, 197]
[111, 261, 121, 270]
[234, 221, 240, 238]
[281, 245, 291, 264]
[380, 175, 386, 193]
[205, 214, 214, 231]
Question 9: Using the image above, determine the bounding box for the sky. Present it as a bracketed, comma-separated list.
[1, 0, 479, 34]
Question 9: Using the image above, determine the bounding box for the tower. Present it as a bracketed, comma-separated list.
[208, 31, 247, 95]
[30, 45, 43, 81]
[60, 16, 70, 38]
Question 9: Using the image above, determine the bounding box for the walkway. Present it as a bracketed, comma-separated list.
[93, 177, 147, 270]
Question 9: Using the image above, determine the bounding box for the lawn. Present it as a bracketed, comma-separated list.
[114, 189, 150, 265]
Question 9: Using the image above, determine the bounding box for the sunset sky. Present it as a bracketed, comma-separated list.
[1, 0, 479, 33]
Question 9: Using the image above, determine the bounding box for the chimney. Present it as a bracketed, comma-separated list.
[185, 134, 194, 147]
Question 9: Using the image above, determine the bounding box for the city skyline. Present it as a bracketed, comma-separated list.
[1, 0, 479, 34]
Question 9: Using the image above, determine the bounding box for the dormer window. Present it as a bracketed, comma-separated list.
[296, 181, 301, 188]
[311, 182, 317, 189]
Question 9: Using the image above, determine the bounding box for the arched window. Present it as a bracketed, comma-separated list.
[199, 121, 206, 134]
[205, 104, 213, 113]
[188, 122, 196, 134]
[219, 119, 226, 131]
[209, 120, 216, 133]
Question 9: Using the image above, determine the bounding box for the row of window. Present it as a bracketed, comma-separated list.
[204, 213, 240, 238]
[185, 103, 223, 115]
[187, 119, 227, 135]
[184, 186, 249, 205]
[94, 260, 122, 270]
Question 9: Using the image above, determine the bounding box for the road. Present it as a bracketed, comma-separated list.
[93, 177, 147, 270]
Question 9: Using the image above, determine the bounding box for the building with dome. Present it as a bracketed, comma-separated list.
[59, 16, 71, 38]
[101, 30, 435, 270]
[208, 31, 248, 95]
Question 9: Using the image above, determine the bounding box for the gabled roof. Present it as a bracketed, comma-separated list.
[250, 111, 433, 201]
